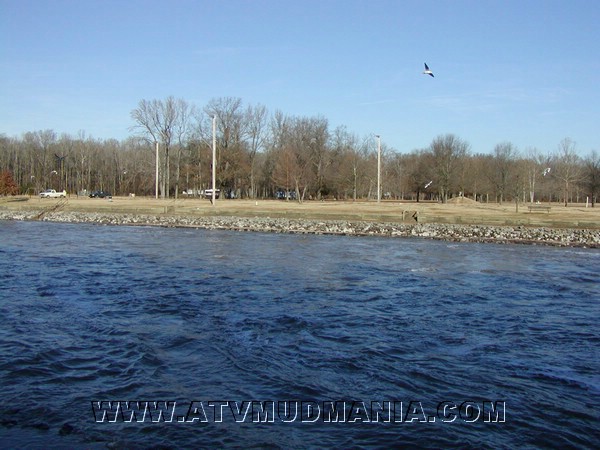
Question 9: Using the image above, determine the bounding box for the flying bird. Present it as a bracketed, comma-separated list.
[423, 63, 434, 77]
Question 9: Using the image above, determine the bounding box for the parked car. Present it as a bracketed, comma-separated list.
[89, 191, 112, 198]
[202, 189, 220, 199]
[275, 190, 297, 200]
[40, 189, 66, 198]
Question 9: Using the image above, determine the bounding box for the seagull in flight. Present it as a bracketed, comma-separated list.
[423, 63, 434, 77]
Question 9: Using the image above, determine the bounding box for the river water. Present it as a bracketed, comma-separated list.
[0, 220, 598, 449]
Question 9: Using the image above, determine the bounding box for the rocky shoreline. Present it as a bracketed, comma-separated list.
[1, 209, 599, 248]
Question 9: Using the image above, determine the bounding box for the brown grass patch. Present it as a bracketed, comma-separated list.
[2, 195, 599, 229]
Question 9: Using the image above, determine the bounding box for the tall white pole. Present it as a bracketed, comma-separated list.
[377, 136, 381, 203]
[155, 141, 159, 199]
[212, 115, 216, 206]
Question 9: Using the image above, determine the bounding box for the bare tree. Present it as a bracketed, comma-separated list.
[265, 110, 289, 197]
[172, 99, 194, 198]
[271, 146, 297, 197]
[553, 138, 582, 206]
[491, 142, 518, 203]
[524, 147, 551, 203]
[405, 149, 434, 202]
[204, 97, 246, 196]
[269, 114, 321, 202]
[130, 97, 185, 198]
[23, 130, 57, 190]
[305, 116, 329, 199]
[581, 150, 600, 207]
[430, 134, 470, 203]
[508, 153, 528, 212]
[245, 104, 268, 198]
[5, 94, 598, 206]
[330, 126, 364, 200]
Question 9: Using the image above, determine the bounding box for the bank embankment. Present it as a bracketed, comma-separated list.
[1, 208, 598, 248]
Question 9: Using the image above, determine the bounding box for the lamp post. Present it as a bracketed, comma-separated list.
[155, 141, 159, 199]
[375, 135, 381, 203]
[212, 115, 217, 206]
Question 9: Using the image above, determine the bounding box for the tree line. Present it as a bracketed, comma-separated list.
[1, 96, 599, 206]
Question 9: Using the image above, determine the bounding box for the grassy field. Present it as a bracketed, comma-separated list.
[2, 195, 599, 229]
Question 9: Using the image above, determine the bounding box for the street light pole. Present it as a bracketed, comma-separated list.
[375, 135, 381, 203]
[212, 115, 216, 206]
[155, 141, 159, 199]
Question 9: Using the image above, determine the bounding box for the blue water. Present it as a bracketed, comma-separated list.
[0, 220, 599, 449]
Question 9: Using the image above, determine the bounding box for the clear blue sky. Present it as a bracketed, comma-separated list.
[1, 0, 599, 155]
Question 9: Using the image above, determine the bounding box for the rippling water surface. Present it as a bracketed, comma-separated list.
[1, 220, 599, 449]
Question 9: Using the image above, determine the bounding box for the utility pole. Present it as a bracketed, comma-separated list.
[212, 115, 217, 206]
[375, 135, 381, 203]
[155, 141, 159, 199]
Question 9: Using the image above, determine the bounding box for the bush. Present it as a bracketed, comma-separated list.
[0, 171, 20, 195]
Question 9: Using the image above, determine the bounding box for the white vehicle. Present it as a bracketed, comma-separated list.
[40, 189, 66, 198]
[202, 189, 220, 199]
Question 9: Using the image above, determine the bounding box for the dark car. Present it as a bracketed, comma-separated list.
[275, 190, 296, 200]
[89, 191, 112, 198]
